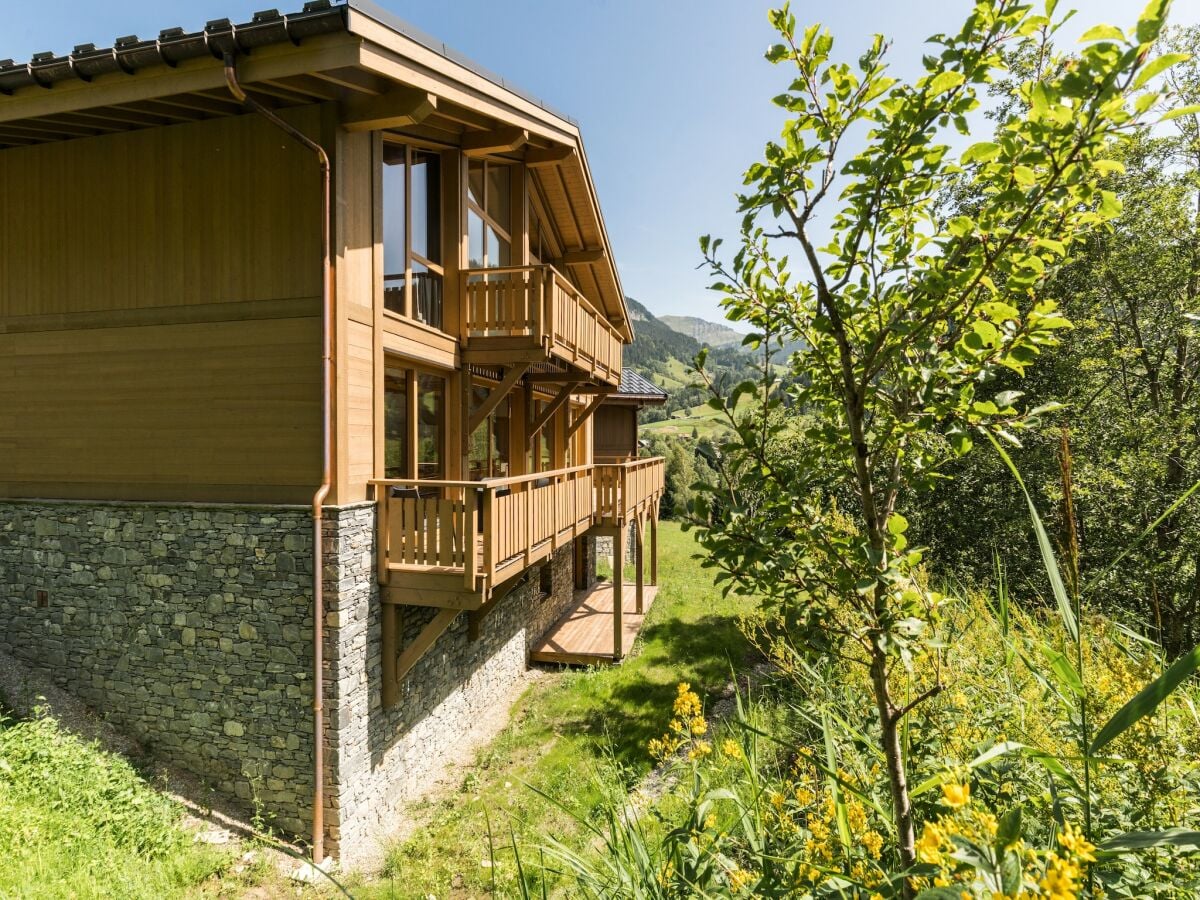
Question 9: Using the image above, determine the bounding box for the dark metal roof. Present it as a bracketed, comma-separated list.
[0, 0, 576, 125]
[614, 368, 668, 403]
[0, 2, 348, 95]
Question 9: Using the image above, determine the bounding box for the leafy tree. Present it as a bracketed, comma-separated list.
[692, 0, 1177, 883]
[919, 27, 1200, 655]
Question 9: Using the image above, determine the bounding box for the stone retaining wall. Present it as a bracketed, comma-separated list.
[322, 508, 577, 864]
[0, 499, 316, 834]
[0, 498, 580, 867]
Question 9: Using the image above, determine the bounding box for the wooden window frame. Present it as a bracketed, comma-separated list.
[467, 159, 514, 268]
[382, 139, 446, 323]
[383, 355, 449, 482]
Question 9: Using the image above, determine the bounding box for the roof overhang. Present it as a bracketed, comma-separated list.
[0, 0, 631, 340]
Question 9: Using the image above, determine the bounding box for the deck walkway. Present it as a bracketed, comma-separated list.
[530, 581, 658, 666]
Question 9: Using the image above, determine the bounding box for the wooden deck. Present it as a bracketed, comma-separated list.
[530, 581, 658, 666]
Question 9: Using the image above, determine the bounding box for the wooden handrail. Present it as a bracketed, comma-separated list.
[370, 464, 593, 493]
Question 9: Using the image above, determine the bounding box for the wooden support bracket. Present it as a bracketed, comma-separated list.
[339, 86, 437, 132]
[529, 383, 578, 443]
[524, 145, 575, 167]
[385, 608, 459, 705]
[468, 364, 529, 434]
[566, 392, 610, 440]
[462, 125, 529, 157]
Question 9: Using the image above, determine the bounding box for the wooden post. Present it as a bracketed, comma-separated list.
[634, 516, 645, 615]
[650, 508, 658, 587]
[381, 605, 398, 708]
[613, 524, 624, 660]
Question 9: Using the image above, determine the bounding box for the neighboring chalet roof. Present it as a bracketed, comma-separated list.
[608, 368, 668, 406]
[0, 0, 631, 340]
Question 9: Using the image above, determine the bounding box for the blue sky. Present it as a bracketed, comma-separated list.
[7, 1, 1199, 323]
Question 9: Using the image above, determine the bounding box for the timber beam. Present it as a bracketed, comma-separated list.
[525, 145, 575, 167]
[340, 86, 437, 132]
[462, 125, 529, 157]
[566, 392, 610, 440]
[556, 248, 605, 266]
[468, 364, 529, 434]
[529, 382, 578, 442]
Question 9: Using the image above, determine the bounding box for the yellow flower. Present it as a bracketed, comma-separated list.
[721, 739, 742, 758]
[690, 715, 708, 735]
[862, 830, 884, 859]
[703, 812, 718, 830]
[1058, 822, 1097, 862]
[1041, 853, 1082, 900]
[728, 867, 754, 892]
[942, 781, 970, 808]
[687, 740, 712, 761]
[916, 822, 944, 864]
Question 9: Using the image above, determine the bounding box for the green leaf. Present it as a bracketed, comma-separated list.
[1132, 52, 1190, 91]
[887, 513, 908, 536]
[929, 70, 965, 96]
[916, 888, 968, 899]
[912, 741, 1025, 797]
[1100, 827, 1200, 852]
[1039, 643, 1085, 697]
[1160, 104, 1200, 122]
[985, 431, 1078, 644]
[962, 141, 1001, 164]
[1078, 24, 1125, 43]
[1090, 640, 1200, 753]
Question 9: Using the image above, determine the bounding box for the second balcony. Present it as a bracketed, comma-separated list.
[462, 265, 622, 387]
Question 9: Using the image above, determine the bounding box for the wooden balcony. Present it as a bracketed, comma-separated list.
[463, 265, 622, 387]
[595, 457, 665, 527]
[371, 465, 596, 608]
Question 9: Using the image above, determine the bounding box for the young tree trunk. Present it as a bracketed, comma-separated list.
[870, 650, 916, 897]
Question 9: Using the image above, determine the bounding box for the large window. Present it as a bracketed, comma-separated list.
[468, 381, 511, 481]
[383, 143, 443, 328]
[467, 160, 512, 269]
[384, 362, 445, 480]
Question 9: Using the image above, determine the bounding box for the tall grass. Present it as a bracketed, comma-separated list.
[0, 713, 230, 898]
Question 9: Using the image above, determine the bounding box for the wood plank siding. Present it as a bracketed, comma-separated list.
[0, 109, 323, 503]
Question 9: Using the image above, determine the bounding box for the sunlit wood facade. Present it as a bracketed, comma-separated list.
[0, 1, 665, 672]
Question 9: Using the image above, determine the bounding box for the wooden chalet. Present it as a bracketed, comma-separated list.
[0, 0, 666, 864]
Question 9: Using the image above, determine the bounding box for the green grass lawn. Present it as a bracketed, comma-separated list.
[351, 521, 750, 899]
[0, 715, 233, 899]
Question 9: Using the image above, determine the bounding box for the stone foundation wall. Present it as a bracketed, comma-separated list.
[323, 511, 577, 865]
[0, 500, 316, 835]
[596, 522, 639, 566]
[0, 498, 579, 867]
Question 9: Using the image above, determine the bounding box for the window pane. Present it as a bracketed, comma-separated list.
[468, 386, 511, 481]
[411, 151, 441, 265]
[468, 211, 484, 268]
[486, 225, 511, 267]
[382, 145, 407, 315]
[417, 374, 445, 480]
[467, 161, 485, 208]
[384, 368, 409, 479]
[486, 163, 511, 228]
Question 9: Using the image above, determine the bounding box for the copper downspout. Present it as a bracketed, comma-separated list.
[224, 53, 333, 864]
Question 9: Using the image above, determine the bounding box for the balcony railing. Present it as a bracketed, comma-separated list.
[371, 465, 596, 593]
[463, 264, 622, 386]
[595, 457, 666, 526]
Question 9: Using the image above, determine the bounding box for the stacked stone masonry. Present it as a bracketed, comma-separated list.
[0, 499, 580, 866]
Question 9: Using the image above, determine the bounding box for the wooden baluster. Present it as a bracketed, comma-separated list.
[376, 487, 389, 584]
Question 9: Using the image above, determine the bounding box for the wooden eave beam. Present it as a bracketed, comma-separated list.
[529, 382, 579, 442]
[566, 392, 611, 440]
[525, 145, 576, 167]
[340, 85, 437, 132]
[557, 248, 606, 266]
[462, 125, 529, 157]
[468, 364, 529, 434]
[0, 33, 361, 126]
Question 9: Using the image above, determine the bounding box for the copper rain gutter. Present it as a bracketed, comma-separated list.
[223, 52, 333, 864]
